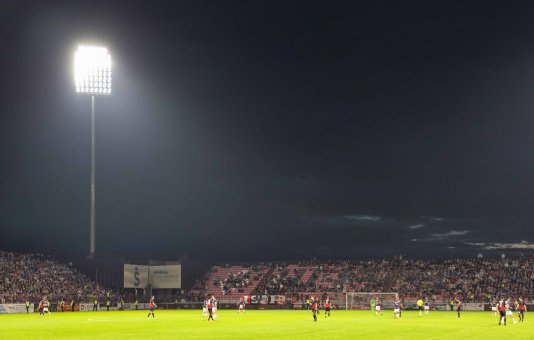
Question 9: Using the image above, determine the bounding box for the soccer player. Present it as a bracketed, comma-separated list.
[311, 298, 319, 322]
[207, 299, 214, 321]
[375, 298, 382, 316]
[42, 299, 50, 316]
[455, 298, 462, 319]
[202, 299, 208, 318]
[146, 296, 157, 319]
[212, 296, 219, 320]
[38, 300, 44, 316]
[498, 300, 507, 325]
[417, 298, 424, 317]
[517, 298, 527, 322]
[393, 299, 401, 318]
[491, 300, 498, 317]
[506, 298, 517, 324]
[237, 297, 246, 314]
[324, 299, 331, 318]
[424, 298, 430, 315]
[370, 297, 376, 313]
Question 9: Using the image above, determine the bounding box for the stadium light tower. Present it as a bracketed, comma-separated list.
[74, 45, 112, 257]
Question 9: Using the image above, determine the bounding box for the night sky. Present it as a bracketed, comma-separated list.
[2, 0, 534, 261]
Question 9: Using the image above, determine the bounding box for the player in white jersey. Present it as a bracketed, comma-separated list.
[375, 298, 382, 316]
[393, 300, 401, 318]
[424, 298, 430, 315]
[237, 297, 246, 314]
[42, 299, 50, 315]
[505, 298, 517, 324]
[211, 296, 218, 320]
[491, 301, 497, 317]
[202, 300, 208, 317]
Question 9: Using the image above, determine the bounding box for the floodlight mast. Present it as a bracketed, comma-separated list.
[74, 45, 112, 258]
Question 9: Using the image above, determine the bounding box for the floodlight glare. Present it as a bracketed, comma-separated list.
[74, 46, 112, 95]
[73, 44, 113, 258]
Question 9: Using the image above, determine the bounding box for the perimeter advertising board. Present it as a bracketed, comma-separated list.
[0, 304, 27, 314]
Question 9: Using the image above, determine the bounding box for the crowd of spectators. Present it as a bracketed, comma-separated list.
[251, 256, 534, 303]
[390, 256, 534, 302]
[2, 249, 533, 305]
[189, 263, 270, 300]
[0, 250, 112, 304]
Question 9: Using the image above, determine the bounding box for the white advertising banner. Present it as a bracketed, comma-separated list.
[149, 265, 181, 289]
[124, 264, 149, 288]
[0, 304, 27, 314]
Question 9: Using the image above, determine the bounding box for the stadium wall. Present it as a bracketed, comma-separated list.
[0, 304, 26, 314]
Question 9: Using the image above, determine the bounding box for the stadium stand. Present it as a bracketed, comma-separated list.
[2, 250, 533, 305]
[0, 250, 112, 304]
[195, 256, 534, 303]
[189, 263, 271, 300]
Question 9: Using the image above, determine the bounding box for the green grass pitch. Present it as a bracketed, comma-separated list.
[2, 309, 532, 339]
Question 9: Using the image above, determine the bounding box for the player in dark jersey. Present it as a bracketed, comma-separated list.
[517, 298, 527, 322]
[146, 296, 156, 319]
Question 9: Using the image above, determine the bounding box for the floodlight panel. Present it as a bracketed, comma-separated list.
[74, 46, 112, 95]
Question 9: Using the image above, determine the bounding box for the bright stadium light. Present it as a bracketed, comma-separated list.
[74, 46, 112, 95]
[74, 45, 112, 258]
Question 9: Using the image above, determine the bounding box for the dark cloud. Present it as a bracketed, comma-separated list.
[1, 1, 534, 260]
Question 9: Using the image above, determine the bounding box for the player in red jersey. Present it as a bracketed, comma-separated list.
[324, 299, 331, 318]
[517, 298, 527, 322]
[455, 298, 462, 319]
[38, 300, 45, 316]
[311, 298, 319, 322]
[146, 296, 157, 319]
[207, 298, 214, 321]
[498, 300, 507, 325]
